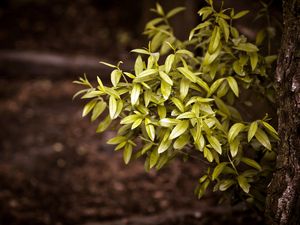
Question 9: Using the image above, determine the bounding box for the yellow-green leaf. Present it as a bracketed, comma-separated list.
[212, 162, 228, 180]
[96, 115, 112, 133]
[146, 124, 156, 141]
[249, 52, 258, 71]
[82, 100, 97, 117]
[241, 157, 262, 171]
[237, 175, 250, 193]
[159, 71, 173, 85]
[248, 121, 258, 142]
[134, 55, 144, 75]
[165, 54, 175, 73]
[173, 134, 190, 149]
[230, 138, 240, 157]
[233, 10, 250, 19]
[177, 67, 197, 83]
[107, 136, 127, 145]
[150, 148, 159, 168]
[109, 96, 117, 119]
[169, 120, 189, 140]
[227, 76, 239, 97]
[209, 26, 221, 54]
[207, 135, 222, 154]
[123, 144, 132, 164]
[131, 84, 141, 105]
[166, 6, 185, 18]
[228, 123, 245, 143]
[161, 80, 172, 100]
[91, 101, 107, 121]
[111, 69, 122, 87]
[255, 127, 272, 150]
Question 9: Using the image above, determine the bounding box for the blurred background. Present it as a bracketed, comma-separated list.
[0, 0, 281, 225]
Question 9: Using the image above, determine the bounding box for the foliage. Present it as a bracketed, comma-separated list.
[74, 0, 278, 209]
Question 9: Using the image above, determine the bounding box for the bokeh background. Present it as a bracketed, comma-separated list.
[0, 0, 281, 225]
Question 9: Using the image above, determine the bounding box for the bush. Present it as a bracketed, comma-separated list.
[74, 0, 278, 209]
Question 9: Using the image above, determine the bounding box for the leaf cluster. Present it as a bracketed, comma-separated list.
[74, 0, 278, 208]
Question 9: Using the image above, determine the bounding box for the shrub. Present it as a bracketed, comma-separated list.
[74, 0, 278, 209]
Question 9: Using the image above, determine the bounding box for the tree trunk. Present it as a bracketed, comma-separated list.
[265, 0, 300, 225]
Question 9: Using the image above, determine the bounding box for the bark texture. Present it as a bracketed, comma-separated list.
[265, 0, 300, 225]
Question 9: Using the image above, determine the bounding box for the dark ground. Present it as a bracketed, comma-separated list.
[0, 0, 275, 224]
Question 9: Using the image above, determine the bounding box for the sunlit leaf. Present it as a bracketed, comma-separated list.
[169, 120, 189, 140]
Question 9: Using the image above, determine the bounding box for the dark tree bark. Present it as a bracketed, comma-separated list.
[265, 0, 300, 225]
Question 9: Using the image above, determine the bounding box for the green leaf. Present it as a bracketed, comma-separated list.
[150, 148, 159, 168]
[207, 135, 222, 154]
[227, 76, 239, 97]
[146, 124, 156, 141]
[256, 30, 266, 46]
[144, 90, 151, 107]
[228, 123, 245, 143]
[262, 121, 278, 135]
[121, 114, 140, 124]
[176, 112, 195, 119]
[131, 84, 141, 105]
[159, 118, 179, 127]
[166, 6, 185, 18]
[196, 78, 210, 93]
[134, 69, 157, 83]
[249, 52, 258, 71]
[248, 121, 258, 142]
[265, 55, 277, 64]
[100, 61, 117, 68]
[180, 78, 190, 100]
[209, 26, 221, 54]
[131, 48, 150, 55]
[158, 139, 172, 153]
[219, 179, 235, 191]
[218, 18, 229, 42]
[233, 10, 250, 19]
[208, 78, 225, 96]
[156, 2, 164, 15]
[141, 142, 154, 155]
[255, 127, 272, 150]
[91, 101, 107, 121]
[214, 96, 230, 116]
[157, 105, 167, 119]
[234, 43, 259, 52]
[173, 134, 190, 149]
[171, 97, 185, 112]
[96, 115, 112, 133]
[161, 80, 172, 100]
[237, 175, 250, 193]
[131, 118, 143, 129]
[165, 54, 175, 73]
[111, 69, 122, 87]
[123, 144, 132, 164]
[230, 138, 240, 157]
[176, 49, 194, 58]
[241, 157, 262, 171]
[82, 99, 97, 117]
[212, 162, 228, 180]
[114, 100, 123, 119]
[159, 71, 173, 85]
[134, 55, 144, 75]
[107, 136, 127, 145]
[177, 67, 197, 83]
[203, 44, 221, 65]
[169, 120, 189, 140]
[204, 147, 213, 162]
[109, 96, 117, 119]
